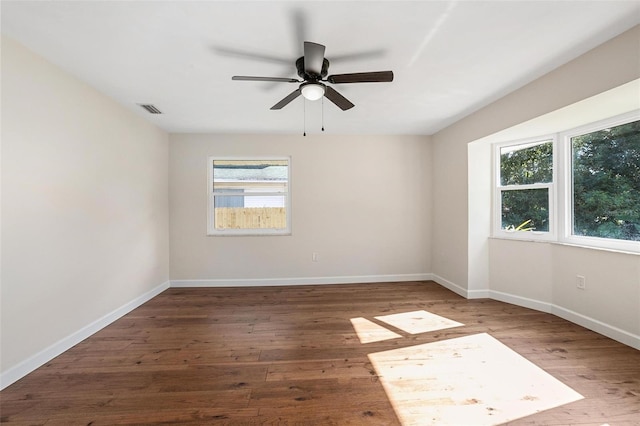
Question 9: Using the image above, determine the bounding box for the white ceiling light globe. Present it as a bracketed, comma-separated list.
[301, 83, 325, 101]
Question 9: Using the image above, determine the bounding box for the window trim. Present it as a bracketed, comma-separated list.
[492, 110, 640, 253]
[492, 136, 557, 241]
[207, 156, 292, 236]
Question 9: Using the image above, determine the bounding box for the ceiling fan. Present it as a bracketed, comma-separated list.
[232, 41, 394, 111]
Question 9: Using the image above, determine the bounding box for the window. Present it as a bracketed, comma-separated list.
[494, 138, 555, 239]
[493, 111, 640, 252]
[566, 115, 640, 248]
[207, 157, 291, 236]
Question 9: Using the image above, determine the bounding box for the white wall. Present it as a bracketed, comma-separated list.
[0, 36, 170, 386]
[169, 133, 431, 284]
[431, 25, 640, 347]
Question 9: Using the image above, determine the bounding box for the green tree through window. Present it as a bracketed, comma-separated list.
[572, 120, 640, 241]
[499, 141, 553, 232]
[500, 142, 553, 186]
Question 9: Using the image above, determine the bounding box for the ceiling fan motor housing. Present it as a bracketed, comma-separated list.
[296, 57, 330, 80]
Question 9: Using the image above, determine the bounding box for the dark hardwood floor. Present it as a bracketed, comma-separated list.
[1, 281, 639, 425]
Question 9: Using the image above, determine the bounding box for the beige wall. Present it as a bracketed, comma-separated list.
[550, 245, 639, 337]
[488, 239, 554, 304]
[432, 25, 640, 346]
[488, 240, 639, 343]
[169, 133, 431, 283]
[0, 36, 170, 379]
[432, 25, 640, 291]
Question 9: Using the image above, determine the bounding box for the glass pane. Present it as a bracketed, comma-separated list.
[214, 195, 287, 230]
[214, 192, 244, 208]
[213, 159, 288, 193]
[501, 188, 549, 232]
[572, 120, 640, 241]
[500, 141, 553, 185]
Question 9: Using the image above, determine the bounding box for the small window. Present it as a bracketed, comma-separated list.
[495, 139, 554, 238]
[207, 157, 291, 236]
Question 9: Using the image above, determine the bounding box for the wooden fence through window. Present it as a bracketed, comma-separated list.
[215, 207, 286, 229]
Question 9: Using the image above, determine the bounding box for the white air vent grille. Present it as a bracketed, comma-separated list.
[138, 104, 162, 114]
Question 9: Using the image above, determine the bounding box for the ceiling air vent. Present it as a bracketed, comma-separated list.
[138, 104, 162, 114]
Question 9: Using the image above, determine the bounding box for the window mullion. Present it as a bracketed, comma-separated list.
[557, 131, 570, 242]
[213, 191, 286, 197]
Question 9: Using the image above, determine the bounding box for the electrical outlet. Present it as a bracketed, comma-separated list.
[312, 252, 319, 262]
[576, 275, 586, 290]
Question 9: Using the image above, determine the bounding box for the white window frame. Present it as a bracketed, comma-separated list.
[493, 136, 557, 241]
[493, 110, 640, 254]
[207, 156, 292, 236]
[558, 110, 640, 253]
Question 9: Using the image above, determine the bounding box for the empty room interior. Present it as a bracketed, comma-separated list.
[1, 1, 639, 424]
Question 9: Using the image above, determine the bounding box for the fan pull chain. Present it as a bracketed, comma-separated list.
[321, 96, 325, 132]
[303, 98, 306, 137]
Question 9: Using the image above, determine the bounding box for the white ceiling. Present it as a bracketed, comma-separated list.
[2, 1, 639, 135]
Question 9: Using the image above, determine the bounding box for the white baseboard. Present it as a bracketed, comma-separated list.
[488, 289, 553, 314]
[488, 290, 639, 349]
[171, 273, 433, 288]
[430, 274, 490, 299]
[430, 274, 469, 298]
[0, 280, 170, 390]
[431, 275, 639, 350]
[550, 304, 640, 350]
[467, 289, 491, 299]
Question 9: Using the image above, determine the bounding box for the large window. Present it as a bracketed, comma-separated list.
[494, 111, 640, 252]
[207, 157, 291, 236]
[568, 117, 640, 246]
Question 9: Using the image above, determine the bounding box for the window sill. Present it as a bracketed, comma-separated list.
[551, 241, 639, 256]
[207, 231, 292, 237]
[490, 232, 554, 243]
[489, 236, 639, 256]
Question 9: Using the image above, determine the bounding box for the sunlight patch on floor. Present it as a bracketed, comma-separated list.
[350, 317, 402, 343]
[368, 333, 583, 425]
[375, 310, 464, 334]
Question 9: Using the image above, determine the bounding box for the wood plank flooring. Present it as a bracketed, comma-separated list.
[1, 281, 639, 425]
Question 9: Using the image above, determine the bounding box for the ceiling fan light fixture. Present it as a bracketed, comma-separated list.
[300, 82, 325, 101]
[233, 41, 393, 111]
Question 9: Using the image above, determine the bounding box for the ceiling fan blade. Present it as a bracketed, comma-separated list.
[271, 89, 302, 110]
[328, 49, 385, 63]
[233, 76, 299, 83]
[213, 46, 291, 65]
[304, 41, 326, 76]
[327, 71, 394, 84]
[291, 9, 307, 55]
[324, 86, 355, 111]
